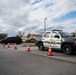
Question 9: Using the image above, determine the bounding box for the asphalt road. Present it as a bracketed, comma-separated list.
[0, 44, 76, 75]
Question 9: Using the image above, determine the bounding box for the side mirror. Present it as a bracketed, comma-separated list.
[55, 35, 60, 38]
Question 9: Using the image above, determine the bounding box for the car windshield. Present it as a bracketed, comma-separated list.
[59, 31, 73, 37]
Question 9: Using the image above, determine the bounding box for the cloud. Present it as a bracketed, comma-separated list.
[0, 0, 76, 36]
[0, 0, 30, 36]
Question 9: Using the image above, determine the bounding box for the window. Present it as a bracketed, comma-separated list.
[44, 32, 50, 38]
[51, 32, 59, 38]
[59, 32, 73, 37]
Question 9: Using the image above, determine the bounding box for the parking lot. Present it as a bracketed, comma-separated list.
[0, 43, 76, 63]
[0, 43, 76, 75]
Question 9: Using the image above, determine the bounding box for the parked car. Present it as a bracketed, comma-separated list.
[0, 37, 22, 44]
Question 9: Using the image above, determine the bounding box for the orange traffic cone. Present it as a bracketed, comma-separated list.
[2, 43, 5, 47]
[26, 45, 31, 52]
[14, 43, 17, 49]
[47, 46, 53, 56]
[7, 43, 10, 48]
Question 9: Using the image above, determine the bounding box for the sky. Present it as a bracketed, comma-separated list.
[0, 0, 76, 36]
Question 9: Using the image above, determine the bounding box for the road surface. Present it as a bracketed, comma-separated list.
[0, 44, 76, 75]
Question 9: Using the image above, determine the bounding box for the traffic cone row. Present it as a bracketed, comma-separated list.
[2, 43, 17, 49]
[2, 43, 53, 56]
[2, 43, 31, 52]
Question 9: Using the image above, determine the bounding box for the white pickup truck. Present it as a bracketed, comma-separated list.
[35, 30, 76, 55]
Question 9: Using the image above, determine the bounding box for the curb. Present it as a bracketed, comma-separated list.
[28, 52, 76, 64]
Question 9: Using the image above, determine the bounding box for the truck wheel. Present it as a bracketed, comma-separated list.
[38, 43, 44, 51]
[62, 44, 73, 55]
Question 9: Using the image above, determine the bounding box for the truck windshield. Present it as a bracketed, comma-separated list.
[59, 32, 73, 37]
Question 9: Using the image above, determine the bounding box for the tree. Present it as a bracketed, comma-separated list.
[0, 33, 7, 40]
[26, 33, 31, 38]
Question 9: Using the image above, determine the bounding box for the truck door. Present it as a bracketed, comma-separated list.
[42, 32, 51, 47]
[50, 32, 61, 49]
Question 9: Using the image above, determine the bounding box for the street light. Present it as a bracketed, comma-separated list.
[44, 18, 47, 32]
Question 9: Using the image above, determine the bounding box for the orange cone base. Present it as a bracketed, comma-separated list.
[7, 45, 10, 48]
[14, 44, 17, 49]
[26, 47, 31, 52]
[47, 52, 53, 56]
[14, 47, 17, 49]
[26, 45, 31, 52]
